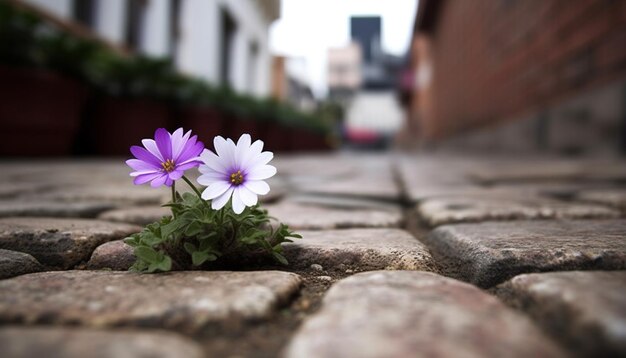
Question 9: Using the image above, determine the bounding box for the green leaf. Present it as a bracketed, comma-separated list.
[192, 251, 217, 266]
[134, 246, 158, 263]
[183, 242, 197, 254]
[148, 255, 172, 272]
[272, 251, 288, 265]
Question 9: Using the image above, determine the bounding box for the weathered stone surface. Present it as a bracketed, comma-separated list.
[86, 240, 135, 270]
[424, 220, 626, 288]
[37, 184, 167, 205]
[0, 270, 302, 331]
[495, 271, 626, 357]
[0, 200, 115, 218]
[577, 189, 626, 213]
[266, 202, 403, 230]
[417, 195, 618, 226]
[283, 229, 436, 272]
[0, 218, 141, 269]
[0, 249, 43, 279]
[98, 206, 171, 225]
[0, 182, 53, 199]
[286, 271, 565, 358]
[303, 176, 400, 201]
[0, 326, 204, 358]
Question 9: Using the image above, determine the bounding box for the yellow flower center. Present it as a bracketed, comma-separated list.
[230, 170, 244, 185]
[161, 159, 175, 173]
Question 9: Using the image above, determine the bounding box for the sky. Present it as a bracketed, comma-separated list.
[269, 0, 419, 98]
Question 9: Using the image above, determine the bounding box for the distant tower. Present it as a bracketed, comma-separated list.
[350, 16, 382, 64]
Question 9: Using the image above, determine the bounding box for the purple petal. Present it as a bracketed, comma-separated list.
[176, 161, 200, 172]
[141, 139, 164, 162]
[154, 128, 172, 161]
[126, 158, 158, 171]
[133, 172, 162, 185]
[130, 146, 162, 167]
[150, 174, 168, 188]
[177, 135, 204, 163]
[168, 169, 184, 181]
[172, 128, 192, 160]
[165, 177, 174, 187]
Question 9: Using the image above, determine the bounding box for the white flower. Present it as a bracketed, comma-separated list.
[197, 134, 276, 214]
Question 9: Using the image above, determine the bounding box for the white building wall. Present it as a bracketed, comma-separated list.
[141, 0, 170, 57]
[22, 0, 275, 95]
[26, 0, 72, 18]
[94, 0, 126, 45]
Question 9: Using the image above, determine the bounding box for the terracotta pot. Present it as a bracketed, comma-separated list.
[179, 106, 225, 144]
[91, 97, 170, 155]
[0, 66, 87, 156]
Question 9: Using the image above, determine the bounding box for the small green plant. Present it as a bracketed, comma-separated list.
[124, 129, 300, 273]
[125, 192, 300, 272]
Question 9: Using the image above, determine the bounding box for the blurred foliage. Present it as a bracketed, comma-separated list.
[0, 1, 339, 134]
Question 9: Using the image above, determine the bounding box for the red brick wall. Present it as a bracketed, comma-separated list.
[413, 0, 626, 140]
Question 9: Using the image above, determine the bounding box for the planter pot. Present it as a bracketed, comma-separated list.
[0, 66, 87, 156]
[92, 97, 170, 156]
[179, 106, 225, 144]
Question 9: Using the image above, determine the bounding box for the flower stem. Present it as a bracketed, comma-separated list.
[171, 182, 176, 203]
[181, 175, 211, 209]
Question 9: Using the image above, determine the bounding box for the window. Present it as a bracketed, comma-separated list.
[219, 8, 236, 87]
[72, 0, 97, 28]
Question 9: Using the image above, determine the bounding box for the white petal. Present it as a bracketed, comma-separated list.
[248, 151, 273, 168]
[238, 186, 258, 206]
[213, 136, 236, 166]
[241, 140, 266, 168]
[246, 165, 277, 181]
[244, 180, 270, 195]
[200, 150, 228, 174]
[235, 134, 252, 167]
[231, 188, 246, 214]
[211, 187, 234, 210]
[197, 172, 225, 186]
[201, 181, 231, 200]
[142, 139, 164, 161]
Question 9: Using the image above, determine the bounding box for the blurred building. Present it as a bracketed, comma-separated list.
[351, 16, 404, 90]
[327, 42, 362, 103]
[405, 0, 626, 155]
[23, 0, 280, 95]
[271, 56, 315, 111]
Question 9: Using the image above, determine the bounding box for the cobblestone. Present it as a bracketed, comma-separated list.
[86, 240, 135, 270]
[98, 206, 171, 225]
[266, 201, 403, 230]
[286, 271, 565, 358]
[417, 195, 619, 226]
[283, 229, 436, 272]
[495, 271, 626, 357]
[0, 249, 43, 279]
[0, 200, 115, 218]
[0, 217, 141, 269]
[0, 326, 205, 358]
[424, 219, 626, 287]
[0, 271, 302, 332]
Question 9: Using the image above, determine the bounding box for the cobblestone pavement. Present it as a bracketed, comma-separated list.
[0, 154, 625, 357]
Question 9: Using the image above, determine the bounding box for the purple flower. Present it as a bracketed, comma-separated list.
[126, 128, 204, 187]
[197, 134, 276, 214]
